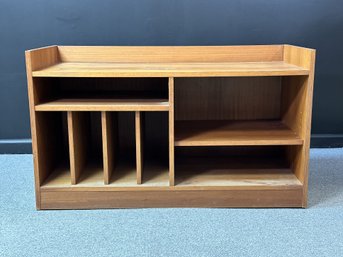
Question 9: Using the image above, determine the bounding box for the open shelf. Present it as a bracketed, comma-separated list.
[35, 98, 169, 111]
[175, 157, 301, 189]
[32, 61, 309, 78]
[175, 120, 303, 146]
[175, 146, 302, 189]
[33, 78, 169, 111]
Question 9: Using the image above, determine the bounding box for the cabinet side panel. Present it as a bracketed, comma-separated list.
[25, 46, 60, 209]
[283, 45, 316, 207]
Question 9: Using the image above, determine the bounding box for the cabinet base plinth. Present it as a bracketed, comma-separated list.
[40, 189, 304, 209]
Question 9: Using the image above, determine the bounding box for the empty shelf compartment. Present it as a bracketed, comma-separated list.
[34, 77, 169, 111]
[175, 146, 302, 189]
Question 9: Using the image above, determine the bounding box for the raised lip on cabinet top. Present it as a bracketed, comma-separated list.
[27, 45, 313, 78]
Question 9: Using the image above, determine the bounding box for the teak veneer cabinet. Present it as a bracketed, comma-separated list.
[25, 45, 316, 209]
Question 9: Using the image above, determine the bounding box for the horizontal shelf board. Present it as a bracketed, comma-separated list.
[41, 161, 169, 191]
[175, 120, 303, 146]
[175, 157, 302, 189]
[32, 61, 309, 77]
[35, 98, 169, 111]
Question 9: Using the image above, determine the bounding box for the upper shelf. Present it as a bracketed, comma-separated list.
[175, 120, 303, 146]
[35, 98, 169, 111]
[31, 61, 309, 78]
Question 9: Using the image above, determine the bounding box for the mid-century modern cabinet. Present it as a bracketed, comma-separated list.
[25, 45, 315, 209]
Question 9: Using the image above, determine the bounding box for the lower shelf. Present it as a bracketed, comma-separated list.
[39, 188, 304, 209]
[175, 157, 301, 189]
[41, 161, 169, 190]
[41, 159, 301, 190]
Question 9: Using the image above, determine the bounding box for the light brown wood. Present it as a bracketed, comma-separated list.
[41, 161, 169, 190]
[25, 46, 60, 209]
[101, 112, 117, 184]
[35, 98, 169, 111]
[175, 77, 281, 121]
[135, 111, 144, 184]
[168, 77, 175, 186]
[175, 155, 301, 188]
[175, 120, 303, 146]
[25, 45, 315, 209]
[68, 112, 89, 185]
[40, 189, 303, 209]
[32, 61, 309, 78]
[57, 45, 284, 63]
[283, 45, 316, 207]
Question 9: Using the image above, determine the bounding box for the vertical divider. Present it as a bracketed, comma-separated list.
[102, 112, 117, 185]
[67, 111, 89, 185]
[168, 77, 175, 186]
[135, 111, 144, 184]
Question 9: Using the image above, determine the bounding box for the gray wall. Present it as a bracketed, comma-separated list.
[1, 0, 343, 152]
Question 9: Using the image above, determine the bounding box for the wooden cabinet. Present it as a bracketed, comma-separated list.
[25, 45, 315, 209]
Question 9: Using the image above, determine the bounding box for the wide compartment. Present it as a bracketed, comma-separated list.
[175, 146, 302, 188]
[174, 76, 307, 146]
[34, 77, 169, 111]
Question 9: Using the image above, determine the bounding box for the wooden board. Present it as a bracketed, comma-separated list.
[25, 46, 60, 209]
[135, 112, 144, 184]
[168, 78, 175, 186]
[57, 45, 285, 63]
[282, 45, 316, 207]
[32, 61, 309, 77]
[101, 112, 117, 184]
[175, 120, 303, 146]
[40, 189, 303, 209]
[175, 77, 282, 121]
[35, 98, 169, 111]
[67, 112, 90, 184]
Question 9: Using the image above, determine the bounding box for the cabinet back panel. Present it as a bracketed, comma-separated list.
[58, 45, 283, 63]
[175, 77, 281, 121]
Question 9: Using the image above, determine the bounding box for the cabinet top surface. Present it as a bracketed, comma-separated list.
[27, 45, 314, 78]
[31, 61, 309, 78]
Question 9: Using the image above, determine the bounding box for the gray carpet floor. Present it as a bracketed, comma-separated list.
[1, 148, 343, 257]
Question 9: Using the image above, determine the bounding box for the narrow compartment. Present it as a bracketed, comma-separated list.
[67, 112, 103, 185]
[140, 112, 169, 186]
[34, 78, 169, 111]
[100, 111, 169, 187]
[174, 77, 305, 147]
[175, 146, 302, 188]
[106, 112, 137, 186]
[38, 112, 70, 187]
